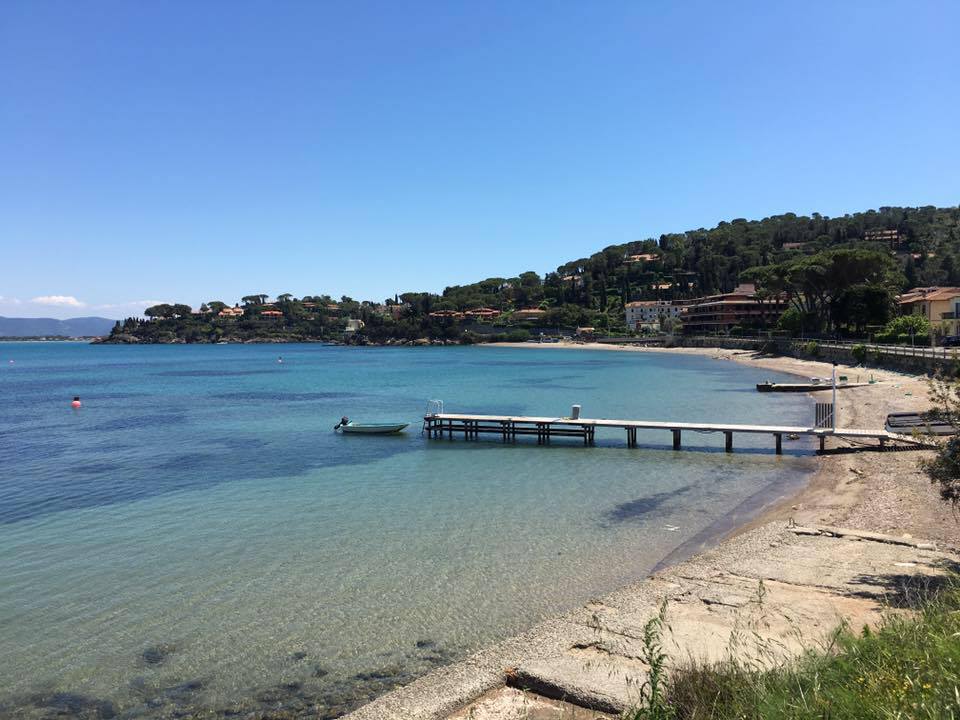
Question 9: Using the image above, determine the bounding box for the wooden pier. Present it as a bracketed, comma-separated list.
[423, 413, 910, 453]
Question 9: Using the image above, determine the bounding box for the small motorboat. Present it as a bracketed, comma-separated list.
[334, 416, 408, 434]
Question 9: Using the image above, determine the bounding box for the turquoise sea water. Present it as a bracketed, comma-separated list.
[0, 343, 814, 718]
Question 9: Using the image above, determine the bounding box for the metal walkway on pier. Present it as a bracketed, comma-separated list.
[422, 412, 914, 453]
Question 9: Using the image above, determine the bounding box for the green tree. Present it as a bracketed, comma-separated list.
[832, 285, 893, 333]
[144, 303, 174, 319]
[881, 313, 930, 341]
[746, 247, 902, 333]
[921, 377, 960, 506]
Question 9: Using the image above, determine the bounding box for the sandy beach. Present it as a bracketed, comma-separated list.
[494, 342, 957, 543]
[345, 345, 960, 720]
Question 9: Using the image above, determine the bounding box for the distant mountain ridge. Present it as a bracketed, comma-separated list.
[0, 316, 115, 337]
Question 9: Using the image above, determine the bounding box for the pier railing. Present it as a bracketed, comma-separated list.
[423, 412, 905, 454]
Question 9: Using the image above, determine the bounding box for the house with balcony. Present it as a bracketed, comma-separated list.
[428, 310, 464, 320]
[624, 253, 658, 264]
[681, 283, 786, 335]
[864, 228, 902, 247]
[512, 308, 547, 322]
[624, 300, 685, 331]
[898, 287, 960, 335]
[463, 307, 501, 320]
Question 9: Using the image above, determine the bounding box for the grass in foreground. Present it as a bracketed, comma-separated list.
[625, 580, 960, 720]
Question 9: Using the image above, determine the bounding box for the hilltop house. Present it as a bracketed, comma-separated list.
[623, 253, 658, 264]
[464, 307, 501, 320]
[218, 306, 245, 318]
[428, 310, 464, 320]
[388, 303, 411, 320]
[260, 309, 283, 319]
[512, 308, 546, 322]
[864, 228, 902, 247]
[898, 287, 960, 335]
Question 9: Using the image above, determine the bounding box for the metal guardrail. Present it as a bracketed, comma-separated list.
[679, 336, 960, 363]
[584, 334, 960, 364]
[800, 340, 959, 362]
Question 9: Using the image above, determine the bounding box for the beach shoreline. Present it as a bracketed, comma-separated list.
[345, 344, 959, 720]
[488, 341, 936, 527]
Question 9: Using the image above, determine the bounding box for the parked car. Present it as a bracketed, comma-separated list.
[941, 335, 960, 347]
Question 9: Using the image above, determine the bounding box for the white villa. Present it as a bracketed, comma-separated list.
[625, 300, 684, 330]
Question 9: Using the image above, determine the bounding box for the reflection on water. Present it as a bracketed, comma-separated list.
[0, 344, 814, 717]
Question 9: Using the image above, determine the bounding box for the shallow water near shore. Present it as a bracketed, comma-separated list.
[0, 343, 814, 718]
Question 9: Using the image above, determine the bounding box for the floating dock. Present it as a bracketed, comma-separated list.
[423, 412, 912, 453]
[756, 381, 873, 393]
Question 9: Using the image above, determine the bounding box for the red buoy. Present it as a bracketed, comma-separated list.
[71, 396, 82, 409]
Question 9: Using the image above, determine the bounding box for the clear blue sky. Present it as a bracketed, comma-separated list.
[2, 1, 957, 319]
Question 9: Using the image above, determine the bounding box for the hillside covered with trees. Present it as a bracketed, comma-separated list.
[103, 205, 960, 344]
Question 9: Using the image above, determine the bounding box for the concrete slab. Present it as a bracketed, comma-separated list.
[504, 530, 945, 713]
[508, 654, 645, 715]
[721, 532, 955, 602]
[447, 687, 615, 720]
[345, 523, 960, 720]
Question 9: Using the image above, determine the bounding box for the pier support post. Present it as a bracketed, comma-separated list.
[775, 433, 782, 455]
[819, 436, 826, 452]
[725, 431, 733, 453]
[672, 429, 681, 450]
